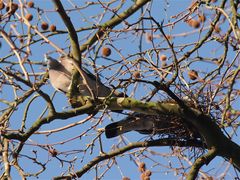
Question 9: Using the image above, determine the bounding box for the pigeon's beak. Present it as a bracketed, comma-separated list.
[41, 54, 49, 67]
[42, 61, 48, 67]
[44, 54, 53, 67]
[44, 54, 50, 62]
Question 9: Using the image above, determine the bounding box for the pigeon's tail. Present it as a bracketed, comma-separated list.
[105, 113, 157, 138]
[105, 121, 130, 138]
[105, 115, 147, 138]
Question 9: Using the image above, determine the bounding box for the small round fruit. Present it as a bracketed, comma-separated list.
[160, 54, 167, 61]
[226, 111, 231, 119]
[188, 70, 198, 80]
[41, 22, 49, 30]
[138, 162, 146, 172]
[133, 71, 141, 78]
[102, 47, 111, 57]
[0, 1, 5, 10]
[27, 1, 34, 8]
[122, 177, 130, 180]
[25, 13, 33, 21]
[140, 173, 146, 180]
[50, 25, 56, 32]
[188, 19, 200, 28]
[12, 3, 18, 11]
[140, 173, 150, 180]
[145, 170, 152, 176]
[139, 162, 146, 169]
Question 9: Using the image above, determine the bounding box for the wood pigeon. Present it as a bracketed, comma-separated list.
[46, 55, 124, 97]
[105, 112, 200, 139]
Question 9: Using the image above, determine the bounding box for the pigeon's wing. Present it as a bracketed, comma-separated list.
[105, 112, 202, 139]
[60, 56, 99, 81]
[48, 69, 71, 93]
[46, 55, 72, 93]
[81, 68, 128, 98]
[60, 56, 119, 97]
[82, 67, 99, 82]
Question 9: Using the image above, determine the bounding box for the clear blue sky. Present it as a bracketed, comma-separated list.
[1, 0, 239, 179]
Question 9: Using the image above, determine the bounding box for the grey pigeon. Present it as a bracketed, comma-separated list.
[46, 55, 125, 98]
[105, 113, 200, 138]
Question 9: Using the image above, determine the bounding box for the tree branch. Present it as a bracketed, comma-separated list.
[52, 0, 81, 62]
[80, 0, 151, 52]
[187, 147, 217, 180]
[53, 138, 204, 179]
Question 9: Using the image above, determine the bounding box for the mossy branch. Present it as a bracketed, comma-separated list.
[187, 147, 217, 180]
[52, 0, 81, 62]
[3, 96, 240, 172]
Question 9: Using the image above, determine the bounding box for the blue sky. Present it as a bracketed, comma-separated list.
[1, 0, 239, 179]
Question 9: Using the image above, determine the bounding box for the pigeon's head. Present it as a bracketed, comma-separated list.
[45, 55, 61, 70]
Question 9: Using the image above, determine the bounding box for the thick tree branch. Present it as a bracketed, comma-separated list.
[3, 95, 240, 171]
[52, 0, 97, 99]
[187, 147, 217, 180]
[103, 97, 240, 171]
[52, 0, 81, 62]
[70, 95, 240, 172]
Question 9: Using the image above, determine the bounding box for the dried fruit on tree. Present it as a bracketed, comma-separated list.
[102, 47, 111, 57]
[133, 71, 141, 78]
[41, 22, 49, 30]
[27, 1, 34, 8]
[50, 25, 56, 32]
[160, 54, 167, 61]
[138, 162, 146, 172]
[188, 70, 198, 80]
[188, 19, 200, 28]
[25, 13, 33, 21]
[145, 170, 152, 177]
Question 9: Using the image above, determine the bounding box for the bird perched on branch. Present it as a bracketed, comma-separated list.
[105, 112, 200, 139]
[46, 55, 124, 98]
